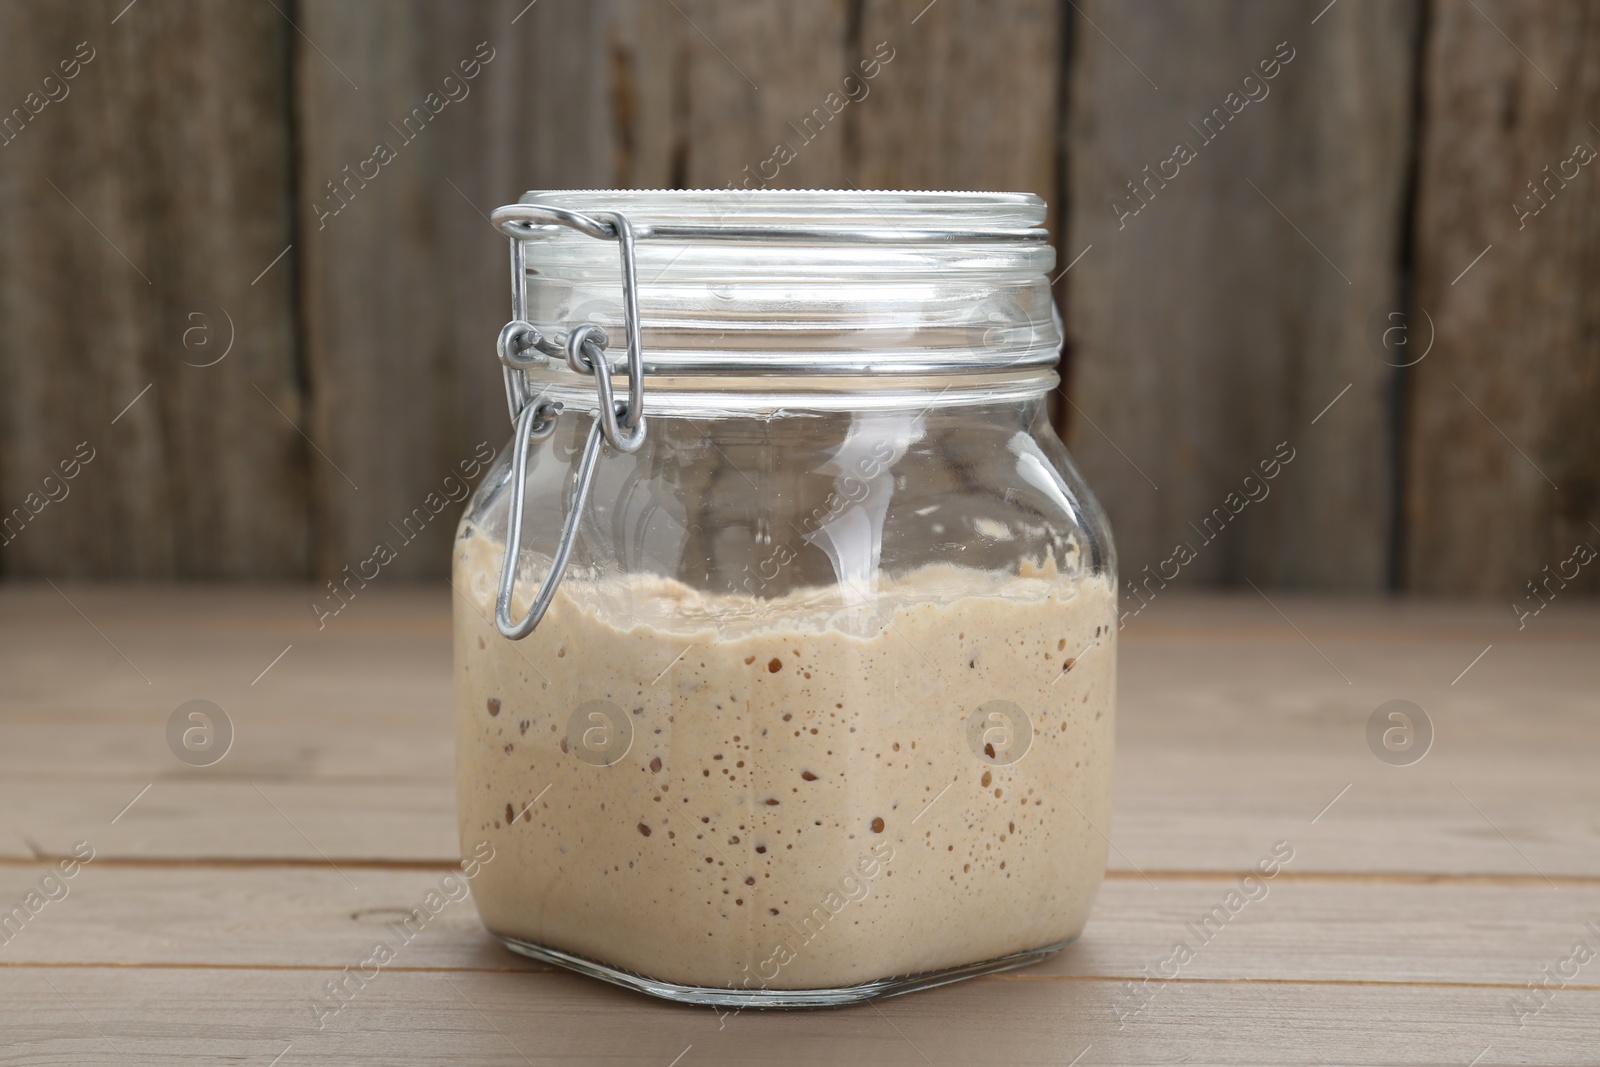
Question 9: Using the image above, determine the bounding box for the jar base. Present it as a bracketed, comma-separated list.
[492, 933, 1075, 1008]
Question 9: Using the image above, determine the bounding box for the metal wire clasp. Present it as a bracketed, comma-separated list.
[488, 203, 649, 640]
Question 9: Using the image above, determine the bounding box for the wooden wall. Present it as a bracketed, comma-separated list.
[0, 1, 304, 578]
[1066, 1, 1419, 592]
[1405, 0, 1600, 596]
[0, 0, 1593, 596]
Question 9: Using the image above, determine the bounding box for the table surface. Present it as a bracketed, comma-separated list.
[1, 584, 1596, 1065]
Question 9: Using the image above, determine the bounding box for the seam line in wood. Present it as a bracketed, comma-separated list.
[0, 961, 554, 974]
[2, 856, 1593, 886]
[1, 960, 1595, 994]
[989, 974, 1600, 993]
[1103, 870, 1600, 886]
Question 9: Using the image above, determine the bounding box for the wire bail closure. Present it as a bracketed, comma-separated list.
[489, 203, 649, 640]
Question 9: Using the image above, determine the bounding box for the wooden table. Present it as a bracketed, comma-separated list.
[2, 585, 1596, 1064]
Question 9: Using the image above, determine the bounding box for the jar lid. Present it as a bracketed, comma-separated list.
[494, 189, 1061, 380]
[517, 188, 1049, 239]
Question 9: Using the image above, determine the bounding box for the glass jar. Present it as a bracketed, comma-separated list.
[453, 190, 1117, 1007]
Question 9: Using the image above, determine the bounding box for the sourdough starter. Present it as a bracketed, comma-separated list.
[455, 532, 1116, 990]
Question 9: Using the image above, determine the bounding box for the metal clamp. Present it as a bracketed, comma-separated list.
[489, 204, 649, 640]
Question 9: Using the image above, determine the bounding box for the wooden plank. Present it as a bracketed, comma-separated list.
[1063, 0, 1418, 591]
[0, 0, 306, 578]
[0, 584, 455, 784]
[2, 866, 1596, 992]
[9, 717, 1600, 876]
[1405, 0, 1600, 595]
[8, 755, 1599, 876]
[854, 0, 1061, 203]
[602, 1, 685, 189]
[7, 588, 1595, 760]
[676, 1, 853, 188]
[294, 0, 639, 580]
[663, 1, 1062, 196]
[12, 586, 1594, 762]
[0, 781, 458, 864]
[1, 966, 1591, 1065]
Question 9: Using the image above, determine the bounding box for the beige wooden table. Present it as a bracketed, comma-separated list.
[2, 584, 1596, 1065]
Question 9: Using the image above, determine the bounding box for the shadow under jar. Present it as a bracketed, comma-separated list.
[454, 190, 1117, 1007]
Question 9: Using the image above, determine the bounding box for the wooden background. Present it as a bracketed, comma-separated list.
[0, 0, 1595, 596]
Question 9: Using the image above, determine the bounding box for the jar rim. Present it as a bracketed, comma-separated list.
[518, 188, 1050, 240]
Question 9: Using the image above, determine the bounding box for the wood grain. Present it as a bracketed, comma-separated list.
[2, 865, 1597, 989]
[293, 0, 629, 580]
[854, 0, 1061, 202]
[603, 1, 686, 189]
[1405, 0, 1600, 595]
[9, 751, 1600, 876]
[0, 0, 306, 579]
[677, 1, 853, 189]
[2, 587, 1596, 1061]
[2, 967, 1592, 1065]
[4, 585, 1596, 879]
[1064, 0, 1419, 592]
[1, 2, 1594, 597]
